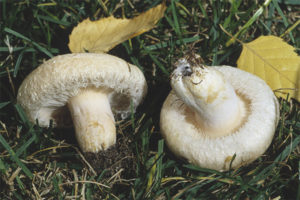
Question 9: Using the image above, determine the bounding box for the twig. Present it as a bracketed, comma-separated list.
[60, 180, 110, 188]
[74, 147, 97, 176]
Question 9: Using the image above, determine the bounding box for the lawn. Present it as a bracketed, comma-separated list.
[0, 0, 299, 199]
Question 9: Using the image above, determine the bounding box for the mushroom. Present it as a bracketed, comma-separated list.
[160, 56, 279, 171]
[17, 53, 147, 153]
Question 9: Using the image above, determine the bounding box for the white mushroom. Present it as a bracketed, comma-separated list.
[17, 53, 147, 153]
[160, 57, 279, 171]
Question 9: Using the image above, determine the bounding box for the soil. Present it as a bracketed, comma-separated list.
[84, 134, 136, 179]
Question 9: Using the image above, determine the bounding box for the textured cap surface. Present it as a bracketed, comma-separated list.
[17, 53, 147, 127]
[160, 65, 279, 171]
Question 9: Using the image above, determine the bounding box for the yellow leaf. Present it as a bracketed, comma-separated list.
[68, 3, 166, 53]
[237, 35, 300, 101]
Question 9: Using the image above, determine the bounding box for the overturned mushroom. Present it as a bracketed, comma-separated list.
[17, 53, 147, 153]
[160, 57, 279, 171]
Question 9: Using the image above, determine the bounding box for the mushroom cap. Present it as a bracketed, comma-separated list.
[17, 53, 147, 127]
[160, 65, 279, 171]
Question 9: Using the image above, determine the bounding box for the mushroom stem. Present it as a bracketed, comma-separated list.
[171, 59, 247, 138]
[67, 89, 116, 152]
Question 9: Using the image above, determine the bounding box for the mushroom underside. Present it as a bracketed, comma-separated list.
[49, 88, 132, 127]
[160, 66, 279, 171]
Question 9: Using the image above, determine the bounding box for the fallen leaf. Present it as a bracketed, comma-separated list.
[68, 3, 166, 53]
[237, 35, 300, 101]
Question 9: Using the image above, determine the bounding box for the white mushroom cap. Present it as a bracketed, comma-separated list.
[17, 53, 147, 152]
[160, 63, 279, 171]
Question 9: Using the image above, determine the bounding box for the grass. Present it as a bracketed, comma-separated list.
[0, 0, 299, 199]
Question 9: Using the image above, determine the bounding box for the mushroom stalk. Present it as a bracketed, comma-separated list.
[171, 59, 247, 138]
[67, 89, 116, 152]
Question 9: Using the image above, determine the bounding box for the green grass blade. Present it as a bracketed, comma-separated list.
[266, 2, 275, 29]
[171, 0, 182, 38]
[16, 176, 25, 191]
[4, 27, 31, 41]
[15, 132, 36, 157]
[155, 139, 164, 188]
[0, 46, 59, 53]
[197, 0, 208, 19]
[144, 36, 200, 51]
[0, 134, 33, 178]
[273, 0, 295, 43]
[130, 100, 135, 130]
[147, 51, 169, 76]
[14, 103, 32, 128]
[223, 0, 242, 29]
[274, 135, 300, 162]
[0, 46, 34, 52]
[226, 0, 272, 46]
[52, 174, 63, 200]
[4, 27, 53, 57]
[12, 191, 23, 200]
[249, 135, 300, 185]
[0, 158, 6, 172]
[13, 50, 24, 77]
[0, 101, 10, 109]
[36, 14, 71, 26]
[278, 0, 300, 4]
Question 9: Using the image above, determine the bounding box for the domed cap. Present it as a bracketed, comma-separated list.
[17, 53, 147, 127]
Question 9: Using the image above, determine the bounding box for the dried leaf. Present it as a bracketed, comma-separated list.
[237, 35, 300, 101]
[68, 3, 166, 53]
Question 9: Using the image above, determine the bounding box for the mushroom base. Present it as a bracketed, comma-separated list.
[68, 89, 116, 152]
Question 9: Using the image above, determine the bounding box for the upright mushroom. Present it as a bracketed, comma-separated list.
[160, 56, 279, 171]
[17, 53, 147, 153]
